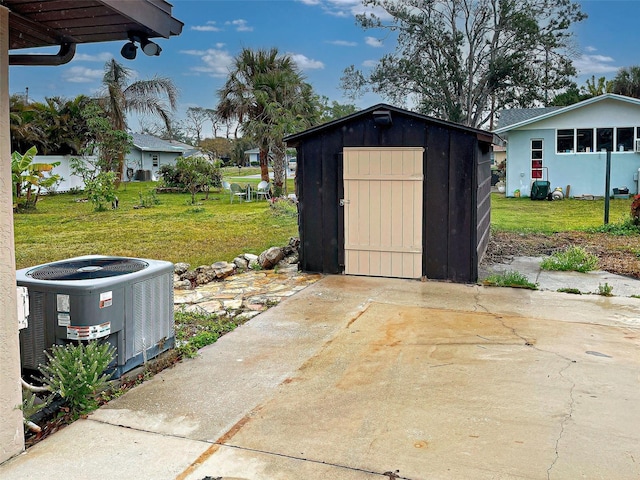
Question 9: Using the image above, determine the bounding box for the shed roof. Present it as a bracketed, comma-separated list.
[131, 133, 189, 153]
[494, 94, 640, 134]
[284, 103, 495, 145]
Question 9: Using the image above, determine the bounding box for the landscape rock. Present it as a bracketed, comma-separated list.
[212, 261, 235, 279]
[174, 262, 190, 275]
[194, 265, 216, 285]
[233, 256, 249, 270]
[258, 247, 285, 269]
[173, 280, 192, 290]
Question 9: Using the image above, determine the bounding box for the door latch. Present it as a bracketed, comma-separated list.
[339, 199, 350, 206]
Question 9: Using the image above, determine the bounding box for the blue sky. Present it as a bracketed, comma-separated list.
[8, 0, 640, 132]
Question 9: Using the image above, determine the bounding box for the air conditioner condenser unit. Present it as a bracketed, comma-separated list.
[17, 255, 174, 378]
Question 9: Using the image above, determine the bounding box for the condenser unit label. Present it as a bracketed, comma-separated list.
[67, 322, 111, 340]
[57, 294, 70, 313]
[57, 312, 71, 327]
[99, 291, 113, 309]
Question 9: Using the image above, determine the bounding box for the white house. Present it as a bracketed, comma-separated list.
[495, 94, 640, 197]
[126, 133, 191, 181]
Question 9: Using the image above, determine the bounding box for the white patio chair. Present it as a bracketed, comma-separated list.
[255, 181, 271, 201]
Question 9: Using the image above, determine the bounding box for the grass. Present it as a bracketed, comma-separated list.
[540, 246, 598, 272]
[14, 181, 297, 269]
[491, 194, 633, 233]
[482, 270, 538, 289]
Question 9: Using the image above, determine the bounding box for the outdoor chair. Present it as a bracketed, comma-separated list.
[222, 181, 232, 203]
[230, 183, 248, 203]
[255, 181, 271, 201]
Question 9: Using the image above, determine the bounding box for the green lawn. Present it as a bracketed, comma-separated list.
[490, 193, 634, 233]
[14, 181, 297, 270]
[14, 187, 634, 270]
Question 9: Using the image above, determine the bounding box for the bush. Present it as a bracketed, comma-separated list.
[158, 157, 223, 204]
[540, 246, 598, 273]
[85, 171, 117, 211]
[38, 341, 115, 419]
[269, 197, 298, 218]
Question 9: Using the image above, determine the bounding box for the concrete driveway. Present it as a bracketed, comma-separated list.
[2, 276, 640, 479]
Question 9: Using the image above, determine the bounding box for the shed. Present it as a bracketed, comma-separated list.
[284, 104, 494, 283]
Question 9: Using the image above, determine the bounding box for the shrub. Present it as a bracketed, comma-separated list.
[269, 197, 297, 218]
[540, 246, 598, 273]
[85, 171, 118, 211]
[38, 341, 115, 419]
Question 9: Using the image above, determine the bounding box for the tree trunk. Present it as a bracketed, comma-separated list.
[259, 149, 269, 183]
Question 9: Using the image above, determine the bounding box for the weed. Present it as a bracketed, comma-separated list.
[589, 218, 640, 236]
[38, 342, 115, 419]
[557, 287, 582, 294]
[174, 310, 244, 358]
[597, 282, 613, 297]
[540, 246, 598, 273]
[482, 271, 538, 289]
[631, 294, 640, 299]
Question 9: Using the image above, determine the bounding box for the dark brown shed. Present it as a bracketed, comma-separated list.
[284, 103, 494, 283]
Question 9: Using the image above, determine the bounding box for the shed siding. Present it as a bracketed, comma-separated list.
[292, 105, 492, 283]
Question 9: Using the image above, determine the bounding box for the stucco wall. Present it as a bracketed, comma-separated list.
[125, 149, 181, 181]
[506, 129, 640, 197]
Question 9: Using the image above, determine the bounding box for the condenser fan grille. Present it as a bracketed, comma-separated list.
[27, 258, 149, 280]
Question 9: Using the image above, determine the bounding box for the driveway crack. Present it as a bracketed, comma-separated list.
[493, 315, 577, 480]
[547, 361, 576, 480]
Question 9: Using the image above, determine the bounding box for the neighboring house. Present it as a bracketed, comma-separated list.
[125, 133, 190, 181]
[495, 94, 640, 197]
[244, 148, 260, 166]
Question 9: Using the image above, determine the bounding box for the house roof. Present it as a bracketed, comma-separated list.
[496, 107, 562, 130]
[284, 103, 495, 145]
[4, 0, 183, 65]
[494, 94, 640, 134]
[131, 133, 189, 153]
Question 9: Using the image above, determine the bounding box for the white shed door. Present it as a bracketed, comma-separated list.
[343, 147, 424, 279]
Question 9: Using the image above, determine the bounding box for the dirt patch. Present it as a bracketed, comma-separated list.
[482, 231, 640, 279]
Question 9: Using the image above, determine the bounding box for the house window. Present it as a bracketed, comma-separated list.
[531, 139, 543, 179]
[577, 128, 593, 152]
[152, 154, 159, 167]
[616, 127, 634, 152]
[596, 128, 613, 152]
[557, 129, 574, 153]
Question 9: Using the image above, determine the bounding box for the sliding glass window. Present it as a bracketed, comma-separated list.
[557, 129, 574, 153]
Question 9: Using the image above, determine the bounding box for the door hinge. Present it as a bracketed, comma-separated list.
[339, 199, 350, 206]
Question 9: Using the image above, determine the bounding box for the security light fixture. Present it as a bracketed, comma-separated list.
[120, 32, 162, 60]
[373, 110, 392, 126]
[120, 41, 137, 60]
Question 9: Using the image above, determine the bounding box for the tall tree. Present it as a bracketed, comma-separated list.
[342, 0, 586, 128]
[217, 47, 319, 190]
[611, 66, 640, 99]
[100, 59, 178, 183]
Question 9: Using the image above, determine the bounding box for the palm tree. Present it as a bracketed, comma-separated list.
[217, 47, 319, 190]
[611, 66, 640, 99]
[101, 59, 178, 183]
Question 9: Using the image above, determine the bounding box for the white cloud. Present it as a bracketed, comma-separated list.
[73, 52, 113, 62]
[297, 0, 391, 20]
[62, 66, 104, 83]
[574, 54, 619, 75]
[327, 40, 358, 47]
[289, 53, 324, 70]
[225, 19, 253, 32]
[365, 36, 383, 47]
[362, 59, 378, 68]
[191, 21, 221, 32]
[182, 48, 234, 77]
[585, 46, 598, 53]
